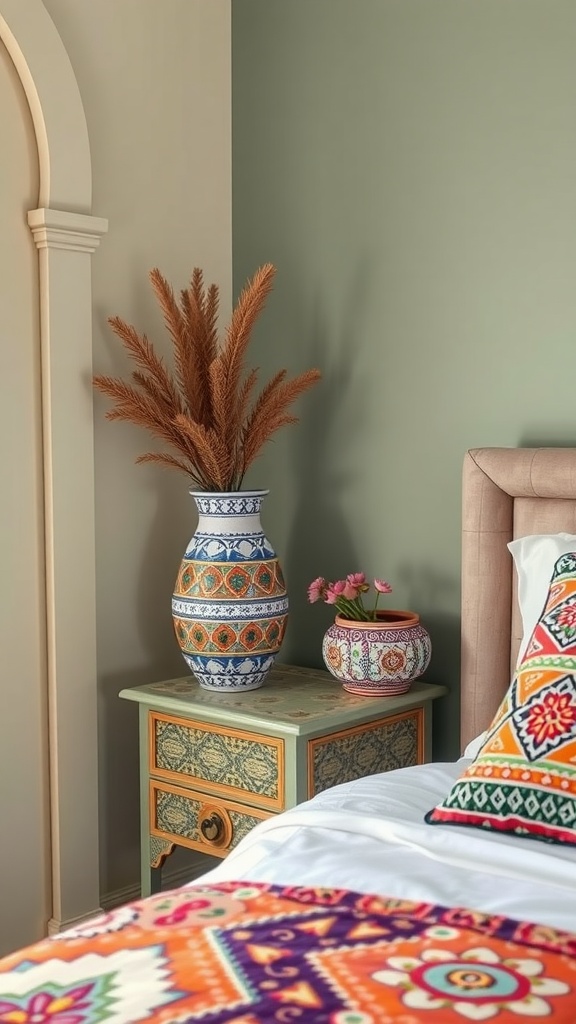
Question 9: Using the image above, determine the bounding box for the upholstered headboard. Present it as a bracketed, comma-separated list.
[461, 446, 576, 748]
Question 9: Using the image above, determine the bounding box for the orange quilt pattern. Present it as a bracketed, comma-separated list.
[0, 882, 575, 1022]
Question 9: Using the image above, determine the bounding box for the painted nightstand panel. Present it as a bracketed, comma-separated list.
[150, 712, 284, 810]
[228, 810, 268, 848]
[150, 780, 269, 860]
[122, 668, 447, 897]
[308, 708, 422, 796]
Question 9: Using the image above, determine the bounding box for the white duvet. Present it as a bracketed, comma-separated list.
[198, 759, 576, 932]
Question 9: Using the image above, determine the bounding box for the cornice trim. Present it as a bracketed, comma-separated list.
[28, 207, 109, 252]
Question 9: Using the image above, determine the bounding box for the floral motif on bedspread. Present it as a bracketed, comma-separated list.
[0, 883, 574, 1022]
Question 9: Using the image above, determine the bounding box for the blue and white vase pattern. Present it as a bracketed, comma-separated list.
[172, 490, 288, 691]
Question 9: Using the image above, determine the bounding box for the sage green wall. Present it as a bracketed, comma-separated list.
[232, 0, 576, 755]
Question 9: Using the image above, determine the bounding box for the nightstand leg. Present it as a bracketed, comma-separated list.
[139, 707, 176, 897]
[140, 831, 153, 899]
[140, 839, 154, 899]
[143, 836, 175, 897]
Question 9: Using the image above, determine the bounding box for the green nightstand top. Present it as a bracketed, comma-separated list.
[119, 664, 447, 736]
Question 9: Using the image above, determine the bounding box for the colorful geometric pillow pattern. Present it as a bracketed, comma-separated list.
[427, 552, 576, 845]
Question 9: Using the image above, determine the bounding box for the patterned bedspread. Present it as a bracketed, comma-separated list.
[1, 882, 575, 1022]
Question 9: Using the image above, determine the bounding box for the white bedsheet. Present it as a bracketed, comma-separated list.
[196, 760, 576, 932]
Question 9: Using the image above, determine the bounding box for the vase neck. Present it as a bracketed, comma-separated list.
[191, 490, 268, 528]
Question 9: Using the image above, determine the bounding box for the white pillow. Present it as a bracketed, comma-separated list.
[508, 532, 576, 660]
[462, 731, 487, 759]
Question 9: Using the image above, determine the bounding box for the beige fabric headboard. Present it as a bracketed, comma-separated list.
[461, 446, 576, 748]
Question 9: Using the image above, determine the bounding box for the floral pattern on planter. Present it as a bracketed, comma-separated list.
[322, 611, 432, 696]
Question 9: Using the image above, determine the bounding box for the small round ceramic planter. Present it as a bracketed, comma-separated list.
[322, 610, 432, 696]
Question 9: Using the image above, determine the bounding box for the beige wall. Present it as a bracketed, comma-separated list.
[41, 0, 232, 899]
[0, 40, 50, 952]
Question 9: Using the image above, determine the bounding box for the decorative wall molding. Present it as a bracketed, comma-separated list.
[28, 207, 108, 253]
[0, 0, 92, 210]
[0, 0, 107, 935]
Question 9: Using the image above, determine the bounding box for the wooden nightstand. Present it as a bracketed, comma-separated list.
[120, 664, 447, 896]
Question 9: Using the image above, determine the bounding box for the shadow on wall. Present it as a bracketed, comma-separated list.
[98, 665, 141, 898]
[98, 473, 194, 899]
[276, 271, 462, 762]
[519, 436, 576, 448]
[400, 562, 461, 760]
[135, 468, 196, 668]
[419, 612, 460, 760]
[276, 257, 392, 669]
[280, 303, 363, 670]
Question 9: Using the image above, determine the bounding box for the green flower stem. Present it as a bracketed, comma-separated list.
[336, 596, 372, 621]
[357, 592, 374, 621]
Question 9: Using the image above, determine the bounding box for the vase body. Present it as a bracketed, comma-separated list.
[322, 610, 432, 696]
[172, 490, 288, 691]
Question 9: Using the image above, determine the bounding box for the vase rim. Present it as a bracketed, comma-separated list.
[189, 488, 269, 499]
[335, 609, 420, 628]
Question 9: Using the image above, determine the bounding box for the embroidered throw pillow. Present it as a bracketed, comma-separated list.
[426, 552, 576, 845]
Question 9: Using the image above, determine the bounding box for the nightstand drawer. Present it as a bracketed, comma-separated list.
[308, 707, 423, 796]
[150, 780, 270, 859]
[149, 711, 285, 810]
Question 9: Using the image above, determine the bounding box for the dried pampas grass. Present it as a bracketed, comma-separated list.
[93, 263, 321, 491]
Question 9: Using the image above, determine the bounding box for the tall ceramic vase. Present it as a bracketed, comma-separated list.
[172, 490, 288, 691]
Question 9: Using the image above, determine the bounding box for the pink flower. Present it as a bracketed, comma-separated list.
[346, 572, 366, 588]
[308, 571, 394, 622]
[307, 577, 326, 603]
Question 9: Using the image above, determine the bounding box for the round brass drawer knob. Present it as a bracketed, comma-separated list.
[200, 811, 225, 844]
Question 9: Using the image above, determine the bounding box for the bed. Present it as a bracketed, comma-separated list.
[1, 446, 576, 1021]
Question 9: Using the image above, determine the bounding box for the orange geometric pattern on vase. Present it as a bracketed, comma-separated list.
[175, 618, 286, 656]
[175, 618, 192, 647]
[178, 561, 286, 600]
[178, 564, 197, 595]
[253, 563, 275, 594]
[178, 620, 210, 652]
[199, 566, 225, 596]
[265, 618, 286, 647]
[239, 623, 265, 650]
[224, 566, 252, 598]
[210, 624, 237, 652]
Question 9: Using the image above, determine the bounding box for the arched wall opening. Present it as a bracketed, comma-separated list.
[0, 0, 107, 935]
